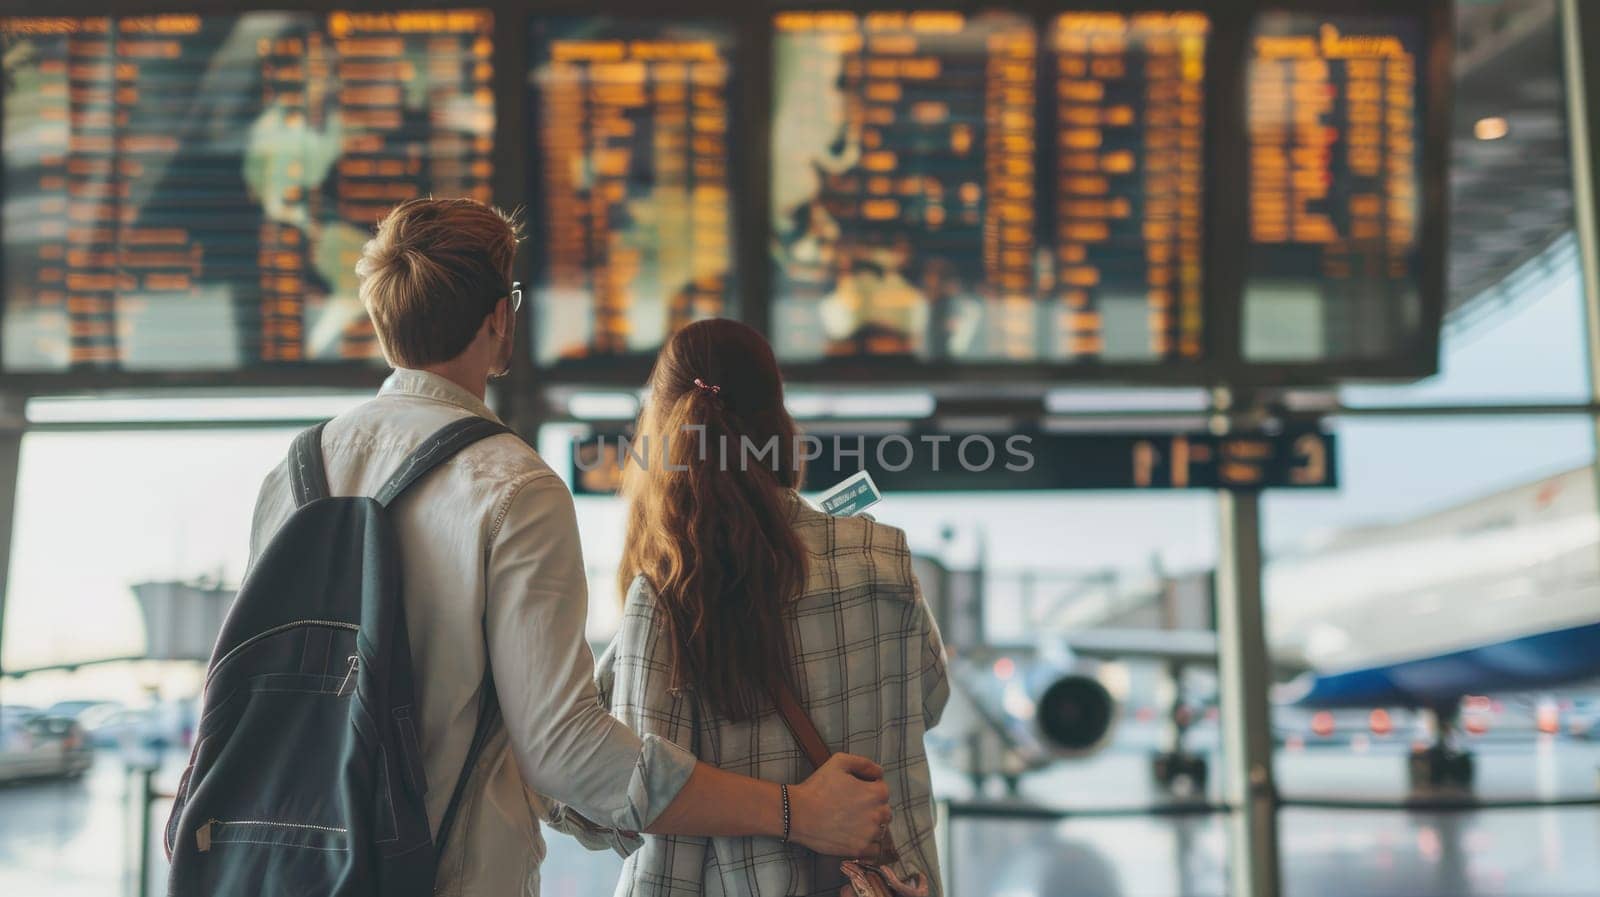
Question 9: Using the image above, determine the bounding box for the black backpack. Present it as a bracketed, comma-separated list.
[166, 416, 508, 897]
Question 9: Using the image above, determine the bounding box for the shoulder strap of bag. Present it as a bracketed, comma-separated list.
[383, 416, 516, 856]
[287, 415, 511, 509]
[375, 415, 510, 507]
[772, 680, 901, 864]
[773, 682, 831, 770]
[434, 667, 500, 857]
[288, 421, 331, 508]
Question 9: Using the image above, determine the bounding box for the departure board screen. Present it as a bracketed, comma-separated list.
[1, 11, 494, 372]
[529, 18, 736, 365]
[770, 11, 1039, 362]
[769, 10, 1212, 366]
[1049, 12, 1207, 363]
[1243, 11, 1426, 363]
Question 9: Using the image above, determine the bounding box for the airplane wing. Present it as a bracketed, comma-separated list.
[1056, 628, 1219, 664]
[983, 628, 1310, 677]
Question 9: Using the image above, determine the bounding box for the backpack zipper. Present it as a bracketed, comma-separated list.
[196, 818, 350, 852]
[204, 620, 360, 689]
[335, 654, 360, 696]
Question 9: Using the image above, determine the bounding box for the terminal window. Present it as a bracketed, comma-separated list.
[0, 11, 495, 372]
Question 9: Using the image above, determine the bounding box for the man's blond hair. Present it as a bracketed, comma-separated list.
[355, 198, 522, 368]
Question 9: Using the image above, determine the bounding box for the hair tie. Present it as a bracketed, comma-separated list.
[692, 377, 722, 396]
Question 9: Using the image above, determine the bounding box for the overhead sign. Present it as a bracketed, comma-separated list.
[570, 428, 1336, 494]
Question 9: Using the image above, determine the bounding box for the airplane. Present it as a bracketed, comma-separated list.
[1266, 462, 1600, 788]
[933, 463, 1600, 795]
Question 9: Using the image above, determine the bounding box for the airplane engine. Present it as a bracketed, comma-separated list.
[953, 654, 1120, 766]
[1035, 673, 1117, 754]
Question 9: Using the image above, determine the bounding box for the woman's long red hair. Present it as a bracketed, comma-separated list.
[618, 319, 808, 721]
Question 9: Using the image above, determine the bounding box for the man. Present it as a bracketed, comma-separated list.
[247, 198, 891, 895]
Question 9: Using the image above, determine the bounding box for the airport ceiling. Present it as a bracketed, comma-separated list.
[1449, 0, 1574, 323]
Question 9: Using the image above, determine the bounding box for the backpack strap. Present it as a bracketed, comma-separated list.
[373, 415, 512, 855]
[434, 667, 500, 857]
[288, 422, 331, 508]
[374, 416, 510, 508]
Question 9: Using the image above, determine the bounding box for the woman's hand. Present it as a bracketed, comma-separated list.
[787, 753, 892, 857]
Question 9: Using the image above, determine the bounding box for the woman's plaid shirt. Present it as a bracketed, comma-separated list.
[560, 495, 949, 896]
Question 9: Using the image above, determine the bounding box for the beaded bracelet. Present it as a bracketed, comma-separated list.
[780, 784, 792, 842]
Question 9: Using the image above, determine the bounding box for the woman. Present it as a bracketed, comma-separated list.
[597, 318, 948, 896]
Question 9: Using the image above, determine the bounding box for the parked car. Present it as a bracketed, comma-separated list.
[1567, 697, 1600, 739]
[44, 699, 114, 719]
[0, 707, 92, 782]
[43, 700, 122, 746]
[47, 697, 198, 753]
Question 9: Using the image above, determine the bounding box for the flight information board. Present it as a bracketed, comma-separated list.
[769, 10, 1039, 362]
[1243, 11, 1426, 363]
[0, 3, 1447, 388]
[768, 10, 1215, 367]
[1, 11, 494, 372]
[1049, 12, 1207, 363]
[529, 18, 736, 365]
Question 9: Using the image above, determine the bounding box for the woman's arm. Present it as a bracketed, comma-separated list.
[915, 576, 951, 729]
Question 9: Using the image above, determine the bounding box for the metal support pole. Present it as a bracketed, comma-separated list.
[138, 764, 156, 897]
[1216, 482, 1281, 897]
[0, 393, 26, 698]
[1560, 0, 1600, 518]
